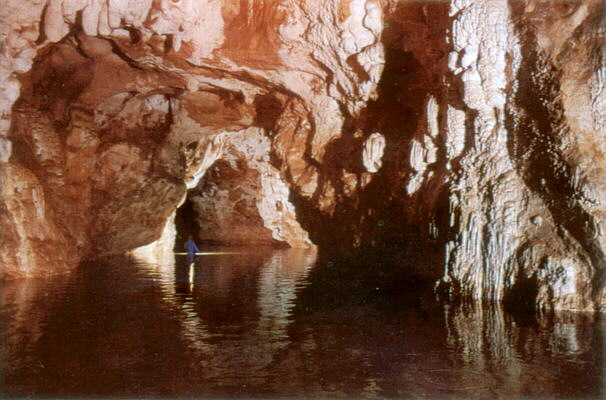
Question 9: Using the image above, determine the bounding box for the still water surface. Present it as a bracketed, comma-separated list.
[1, 248, 604, 398]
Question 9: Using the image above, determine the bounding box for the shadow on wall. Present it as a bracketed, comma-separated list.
[287, 0, 452, 286]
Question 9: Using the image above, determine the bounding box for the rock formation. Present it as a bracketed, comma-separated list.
[440, 0, 606, 312]
[1, 0, 605, 312]
[190, 128, 312, 248]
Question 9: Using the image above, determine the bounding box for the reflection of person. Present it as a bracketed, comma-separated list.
[184, 236, 200, 264]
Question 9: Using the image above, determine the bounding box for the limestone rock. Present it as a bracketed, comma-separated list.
[1, 0, 605, 314]
[362, 133, 386, 173]
[439, 0, 606, 312]
[0, 164, 76, 278]
[1, 0, 378, 277]
[191, 128, 313, 248]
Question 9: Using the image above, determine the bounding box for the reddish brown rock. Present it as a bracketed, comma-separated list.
[0, 0, 382, 278]
[1, 0, 605, 314]
[191, 128, 312, 248]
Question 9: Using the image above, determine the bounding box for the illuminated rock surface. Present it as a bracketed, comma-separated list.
[0, 0, 605, 311]
[190, 128, 313, 248]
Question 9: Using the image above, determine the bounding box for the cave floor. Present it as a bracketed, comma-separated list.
[1, 247, 604, 398]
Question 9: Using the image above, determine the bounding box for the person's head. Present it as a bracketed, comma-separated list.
[187, 235, 193, 240]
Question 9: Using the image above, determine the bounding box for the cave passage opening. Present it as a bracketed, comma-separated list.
[5, 6, 451, 291]
[173, 192, 201, 253]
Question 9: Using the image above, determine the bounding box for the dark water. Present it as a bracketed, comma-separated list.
[1, 247, 604, 398]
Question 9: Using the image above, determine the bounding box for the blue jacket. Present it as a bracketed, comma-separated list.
[184, 240, 200, 254]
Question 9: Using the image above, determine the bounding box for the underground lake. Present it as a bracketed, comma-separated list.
[1, 248, 605, 398]
[2, 0, 606, 398]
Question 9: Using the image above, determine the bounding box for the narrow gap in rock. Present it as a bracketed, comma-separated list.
[173, 192, 200, 252]
[503, 271, 540, 312]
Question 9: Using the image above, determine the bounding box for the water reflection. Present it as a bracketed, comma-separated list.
[255, 250, 316, 347]
[0, 272, 76, 387]
[1, 250, 604, 398]
[448, 303, 603, 398]
[138, 247, 317, 392]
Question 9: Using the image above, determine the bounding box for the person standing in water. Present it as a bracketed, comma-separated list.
[184, 235, 200, 264]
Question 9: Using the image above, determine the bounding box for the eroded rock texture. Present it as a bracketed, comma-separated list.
[1, 0, 605, 312]
[439, 0, 606, 312]
[0, 0, 383, 277]
[190, 128, 312, 248]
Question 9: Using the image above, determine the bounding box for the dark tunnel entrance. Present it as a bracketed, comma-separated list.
[173, 193, 201, 253]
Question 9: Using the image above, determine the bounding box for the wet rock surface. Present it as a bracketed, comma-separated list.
[0, 0, 605, 312]
[440, 0, 606, 311]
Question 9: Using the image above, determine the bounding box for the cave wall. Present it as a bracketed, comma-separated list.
[190, 127, 313, 248]
[0, 0, 384, 278]
[1, 0, 605, 312]
[439, 0, 606, 311]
